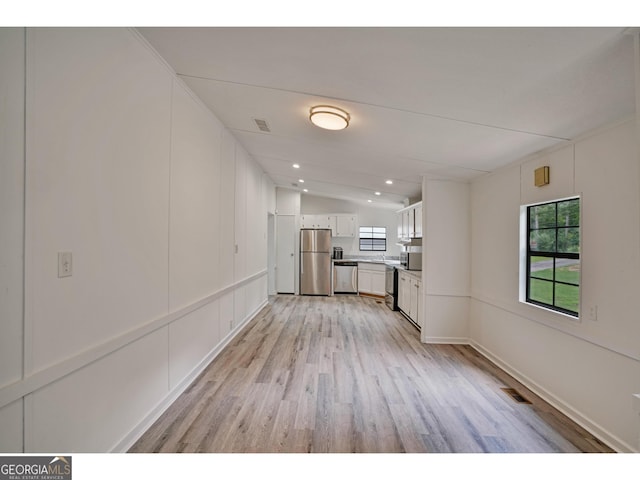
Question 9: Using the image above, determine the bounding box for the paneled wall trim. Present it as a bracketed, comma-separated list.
[469, 118, 640, 453]
[0, 28, 273, 452]
[0, 271, 267, 412]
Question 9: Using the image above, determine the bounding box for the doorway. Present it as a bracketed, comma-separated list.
[275, 215, 296, 294]
[267, 213, 276, 295]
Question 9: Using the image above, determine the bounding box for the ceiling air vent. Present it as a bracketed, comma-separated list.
[253, 118, 271, 132]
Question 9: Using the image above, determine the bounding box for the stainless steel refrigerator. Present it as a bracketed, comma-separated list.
[300, 228, 332, 295]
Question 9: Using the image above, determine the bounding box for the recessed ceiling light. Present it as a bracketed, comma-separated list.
[309, 105, 350, 131]
[299, 179, 305, 183]
[367, 199, 373, 203]
[293, 163, 300, 169]
[374, 191, 381, 196]
[385, 180, 393, 185]
[303, 188, 308, 192]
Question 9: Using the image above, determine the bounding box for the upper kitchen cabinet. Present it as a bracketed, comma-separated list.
[301, 214, 333, 229]
[301, 213, 357, 237]
[397, 202, 422, 243]
[334, 214, 356, 237]
[412, 203, 422, 238]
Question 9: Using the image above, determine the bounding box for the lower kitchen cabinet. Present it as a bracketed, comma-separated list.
[357, 262, 386, 296]
[398, 270, 422, 327]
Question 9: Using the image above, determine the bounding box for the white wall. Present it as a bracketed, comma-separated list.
[169, 84, 223, 311]
[301, 194, 402, 257]
[25, 27, 173, 374]
[469, 119, 640, 452]
[0, 27, 273, 453]
[420, 180, 470, 343]
[0, 28, 25, 451]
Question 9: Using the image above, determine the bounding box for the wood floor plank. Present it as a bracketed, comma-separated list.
[129, 295, 614, 454]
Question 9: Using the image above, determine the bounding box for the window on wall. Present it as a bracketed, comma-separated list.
[523, 197, 580, 317]
[359, 226, 386, 251]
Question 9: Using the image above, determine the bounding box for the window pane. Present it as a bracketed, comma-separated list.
[557, 227, 579, 254]
[360, 226, 386, 251]
[555, 283, 580, 314]
[555, 259, 580, 285]
[529, 278, 553, 305]
[530, 256, 554, 280]
[529, 230, 555, 252]
[557, 199, 580, 227]
[529, 203, 556, 229]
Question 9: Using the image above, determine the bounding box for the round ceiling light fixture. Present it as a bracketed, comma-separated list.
[309, 105, 350, 131]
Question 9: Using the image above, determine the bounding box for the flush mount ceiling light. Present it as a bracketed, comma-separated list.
[309, 105, 350, 131]
[385, 180, 393, 185]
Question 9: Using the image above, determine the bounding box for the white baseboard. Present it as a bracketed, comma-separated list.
[469, 339, 635, 453]
[111, 299, 268, 453]
[422, 335, 469, 345]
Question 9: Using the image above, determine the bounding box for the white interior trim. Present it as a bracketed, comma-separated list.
[469, 340, 634, 453]
[471, 294, 640, 363]
[0, 270, 267, 411]
[110, 296, 268, 453]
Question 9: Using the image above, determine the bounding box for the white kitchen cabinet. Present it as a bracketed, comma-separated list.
[398, 270, 421, 327]
[301, 213, 356, 236]
[413, 203, 423, 238]
[397, 202, 423, 242]
[335, 214, 356, 237]
[301, 214, 333, 229]
[300, 215, 312, 228]
[398, 270, 410, 313]
[402, 210, 411, 240]
[409, 274, 422, 327]
[328, 215, 337, 234]
[358, 262, 385, 296]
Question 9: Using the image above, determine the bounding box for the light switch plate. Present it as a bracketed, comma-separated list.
[58, 251, 72, 278]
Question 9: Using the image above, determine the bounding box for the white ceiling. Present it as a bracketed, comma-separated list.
[138, 27, 635, 209]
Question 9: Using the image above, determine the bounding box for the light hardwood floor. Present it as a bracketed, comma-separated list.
[129, 295, 613, 453]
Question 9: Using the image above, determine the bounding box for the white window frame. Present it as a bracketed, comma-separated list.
[359, 226, 387, 251]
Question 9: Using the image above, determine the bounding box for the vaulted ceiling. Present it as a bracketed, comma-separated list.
[139, 27, 635, 209]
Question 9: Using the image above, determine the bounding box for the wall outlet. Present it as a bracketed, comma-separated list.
[588, 305, 598, 321]
[58, 251, 72, 278]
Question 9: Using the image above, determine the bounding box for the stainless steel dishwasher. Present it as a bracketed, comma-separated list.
[333, 261, 358, 294]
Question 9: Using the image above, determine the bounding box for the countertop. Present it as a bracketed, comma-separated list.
[332, 258, 422, 278]
[396, 266, 422, 279]
[333, 258, 400, 266]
